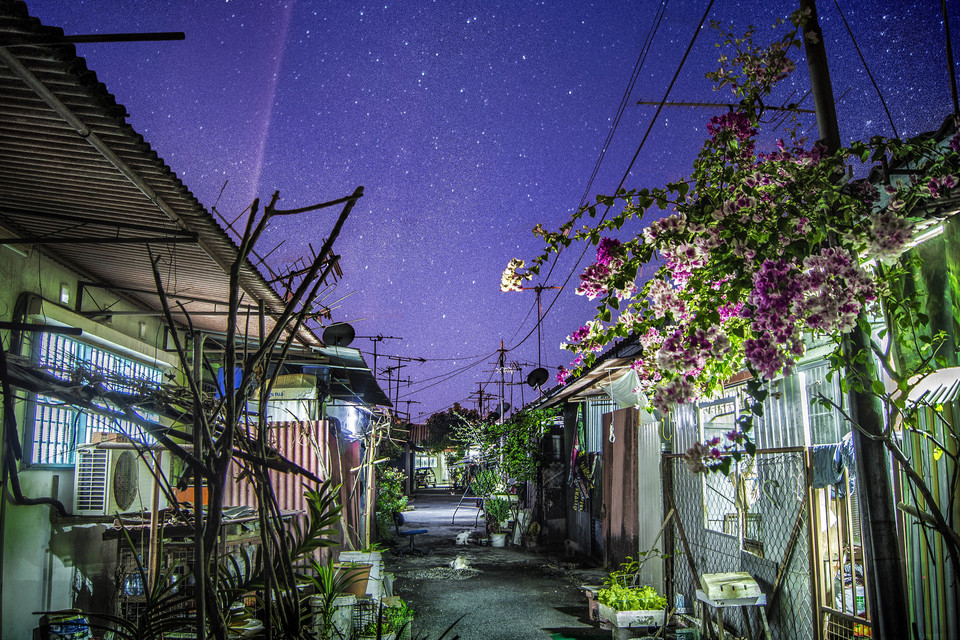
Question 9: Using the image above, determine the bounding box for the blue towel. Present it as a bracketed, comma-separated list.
[833, 432, 857, 497]
[811, 443, 843, 488]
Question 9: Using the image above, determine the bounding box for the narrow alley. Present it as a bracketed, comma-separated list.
[387, 489, 609, 640]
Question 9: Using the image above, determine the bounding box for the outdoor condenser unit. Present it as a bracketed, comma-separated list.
[73, 446, 169, 517]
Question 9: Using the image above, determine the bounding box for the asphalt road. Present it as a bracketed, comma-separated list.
[385, 489, 612, 640]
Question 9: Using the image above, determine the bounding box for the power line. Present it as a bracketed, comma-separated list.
[508, 0, 672, 350]
[410, 0, 715, 415]
[577, 0, 671, 212]
[401, 350, 496, 391]
[833, 0, 899, 139]
[509, 0, 718, 356]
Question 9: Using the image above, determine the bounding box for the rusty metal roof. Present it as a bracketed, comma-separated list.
[0, 2, 390, 406]
[0, 1, 320, 344]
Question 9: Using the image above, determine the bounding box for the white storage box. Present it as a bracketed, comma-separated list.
[598, 603, 665, 628]
[700, 572, 761, 601]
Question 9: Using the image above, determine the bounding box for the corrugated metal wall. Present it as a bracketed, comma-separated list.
[902, 402, 960, 639]
[636, 418, 664, 592]
[585, 398, 617, 453]
[222, 420, 331, 515]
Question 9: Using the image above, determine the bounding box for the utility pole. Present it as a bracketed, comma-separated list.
[799, 0, 909, 636]
[498, 341, 507, 423]
[401, 399, 422, 422]
[470, 383, 486, 415]
[502, 283, 560, 396]
[396, 377, 411, 413]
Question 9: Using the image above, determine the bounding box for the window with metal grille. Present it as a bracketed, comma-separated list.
[415, 454, 437, 468]
[799, 361, 846, 445]
[29, 333, 162, 465]
[699, 396, 739, 536]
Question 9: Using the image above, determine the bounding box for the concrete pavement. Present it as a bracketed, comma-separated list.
[384, 488, 611, 640]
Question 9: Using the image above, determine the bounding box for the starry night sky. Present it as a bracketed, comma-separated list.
[24, 0, 960, 419]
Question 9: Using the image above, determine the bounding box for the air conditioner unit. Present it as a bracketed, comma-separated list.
[74, 446, 169, 517]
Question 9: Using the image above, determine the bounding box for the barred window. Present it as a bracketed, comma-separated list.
[415, 454, 437, 468]
[30, 333, 162, 465]
[699, 396, 739, 535]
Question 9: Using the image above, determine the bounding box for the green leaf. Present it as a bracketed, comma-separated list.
[871, 379, 886, 396]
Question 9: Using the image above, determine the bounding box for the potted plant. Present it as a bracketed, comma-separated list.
[339, 543, 386, 598]
[484, 497, 511, 547]
[304, 558, 363, 640]
[597, 584, 668, 628]
[358, 618, 396, 640]
[384, 599, 415, 640]
[331, 561, 373, 596]
[596, 558, 668, 630]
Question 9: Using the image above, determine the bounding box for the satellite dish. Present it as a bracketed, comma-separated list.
[488, 402, 511, 421]
[322, 322, 355, 347]
[527, 367, 549, 388]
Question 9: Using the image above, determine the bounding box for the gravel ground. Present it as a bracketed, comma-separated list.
[384, 489, 611, 640]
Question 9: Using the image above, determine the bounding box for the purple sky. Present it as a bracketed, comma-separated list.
[25, 0, 959, 420]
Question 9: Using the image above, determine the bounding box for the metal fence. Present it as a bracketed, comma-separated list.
[666, 448, 815, 640]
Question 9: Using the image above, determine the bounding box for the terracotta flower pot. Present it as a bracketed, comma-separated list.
[333, 562, 373, 596]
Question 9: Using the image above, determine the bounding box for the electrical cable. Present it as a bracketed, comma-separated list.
[357, 348, 490, 363]
[508, 0, 717, 357]
[409, 0, 712, 416]
[401, 351, 496, 390]
[576, 0, 671, 212]
[833, 0, 900, 139]
[507, 0, 671, 347]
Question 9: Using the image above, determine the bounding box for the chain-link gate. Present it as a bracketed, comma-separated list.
[664, 448, 815, 640]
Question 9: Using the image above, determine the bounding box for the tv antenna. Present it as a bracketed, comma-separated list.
[364, 334, 401, 372]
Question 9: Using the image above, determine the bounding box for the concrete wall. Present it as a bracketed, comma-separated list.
[0, 244, 174, 638]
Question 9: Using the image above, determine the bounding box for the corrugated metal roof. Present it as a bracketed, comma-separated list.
[0, 1, 311, 341]
[0, 2, 390, 406]
[531, 338, 642, 409]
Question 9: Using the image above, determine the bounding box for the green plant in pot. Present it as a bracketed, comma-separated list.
[303, 558, 365, 640]
[385, 599, 415, 640]
[484, 497, 511, 547]
[596, 558, 668, 629]
[597, 584, 667, 612]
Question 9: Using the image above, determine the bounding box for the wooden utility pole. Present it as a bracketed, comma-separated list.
[799, 1, 909, 636]
[470, 383, 486, 415]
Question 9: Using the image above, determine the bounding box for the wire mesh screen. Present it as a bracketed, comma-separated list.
[667, 449, 814, 640]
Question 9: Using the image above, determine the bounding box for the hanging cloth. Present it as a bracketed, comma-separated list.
[568, 404, 592, 511]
